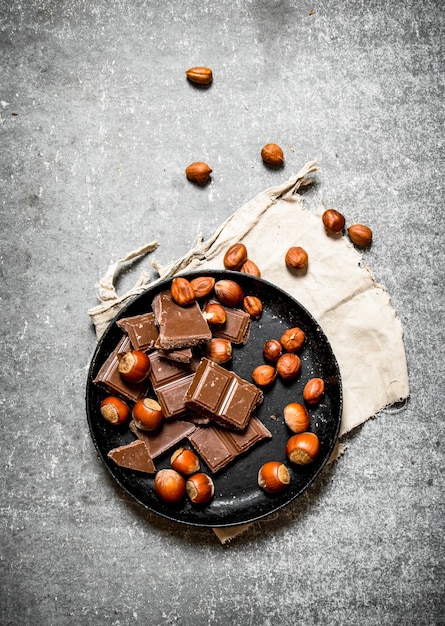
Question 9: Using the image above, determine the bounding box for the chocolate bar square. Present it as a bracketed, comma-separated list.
[184, 358, 263, 430]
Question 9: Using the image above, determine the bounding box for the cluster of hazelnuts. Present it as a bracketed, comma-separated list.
[218, 241, 325, 495]
[183, 66, 286, 185]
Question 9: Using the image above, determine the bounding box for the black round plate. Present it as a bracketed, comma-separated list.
[86, 270, 342, 527]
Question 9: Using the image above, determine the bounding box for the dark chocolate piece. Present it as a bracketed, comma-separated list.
[149, 351, 199, 419]
[93, 336, 150, 402]
[184, 358, 263, 430]
[152, 290, 212, 349]
[116, 312, 159, 351]
[208, 301, 251, 345]
[107, 440, 156, 473]
[187, 417, 272, 473]
[129, 419, 196, 458]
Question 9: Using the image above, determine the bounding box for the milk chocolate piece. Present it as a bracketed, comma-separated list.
[157, 347, 194, 363]
[187, 417, 272, 473]
[129, 419, 196, 458]
[156, 374, 195, 419]
[184, 358, 263, 430]
[117, 312, 192, 362]
[153, 290, 212, 349]
[208, 301, 251, 345]
[117, 313, 159, 351]
[93, 336, 150, 402]
[149, 351, 199, 419]
[107, 440, 156, 473]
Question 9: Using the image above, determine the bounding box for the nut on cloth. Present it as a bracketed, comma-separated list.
[88, 160, 409, 544]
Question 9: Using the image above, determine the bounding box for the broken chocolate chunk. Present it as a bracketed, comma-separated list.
[93, 336, 150, 402]
[152, 290, 212, 350]
[107, 440, 156, 473]
[184, 358, 263, 430]
[187, 417, 272, 473]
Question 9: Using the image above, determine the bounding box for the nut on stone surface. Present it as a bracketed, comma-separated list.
[322, 209, 346, 234]
[185, 161, 212, 184]
[348, 224, 373, 246]
[185, 66, 213, 85]
[223, 243, 248, 270]
[261, 143, 284, 166]
[285, 246, 308, 270]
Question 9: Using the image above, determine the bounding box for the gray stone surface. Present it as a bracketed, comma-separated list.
[1, 1, 443, 624]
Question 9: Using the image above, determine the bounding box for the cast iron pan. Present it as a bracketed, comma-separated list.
[86, 270, 342, 527]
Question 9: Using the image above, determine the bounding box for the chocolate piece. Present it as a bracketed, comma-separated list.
[93, 336, 150, 402]
[152, 290, 212, 349]
[107, 440, 156, 473]
[149, 351, 199, 419]
[184, 358, 263, 430]
[117, 313, 195, 364]
[116, 313, 159, 351]
[208, 301, 251, 345]
[156, 374, 195, 419]
[129, 419, 196, 458]
[187, 417, 272, 473]
[157, 347, 194, 363]
[149, 350, 198, 388]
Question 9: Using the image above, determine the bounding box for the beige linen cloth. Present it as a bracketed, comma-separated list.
[88, 161, 409, 543]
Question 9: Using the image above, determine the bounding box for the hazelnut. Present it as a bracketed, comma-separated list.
[285, 246, 308, 270]
[132, 398, 164, 431]
[202, 302, 226, 325]
[117, 350, 151, 383]
[185, 161, 212, 184]
[100, 396, 130, 426]
[154, 469, 186, 503]
[205, 338, 232, 364]
[276, 353, 301, 381]
[261, 143, 284, 167]
[283, 403, 310, 433]
[240, 259, 261, 277]
[262, 339, 282, 363]
[171, 448, 200, 475]
[252, 364, 277, 388]
[303, 377, 325, 404]
[322, 209, 346, 234]
[280, 327, 305, 353]
[185, 66, 213, 85]
[243, 295, 263, 320]
[190, 276, 215, 299]
[348, 224, 373, 246]
[223, 243, 248, 271]
[258, 461, 290, 493]
[186, 473, 215, 505]
[286, 432, 320, 465]
[170, 277, 195, 306]
[214, 279, 244, 307]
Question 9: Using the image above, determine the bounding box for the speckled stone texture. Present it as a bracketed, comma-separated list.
[1, 1, 443, 625]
